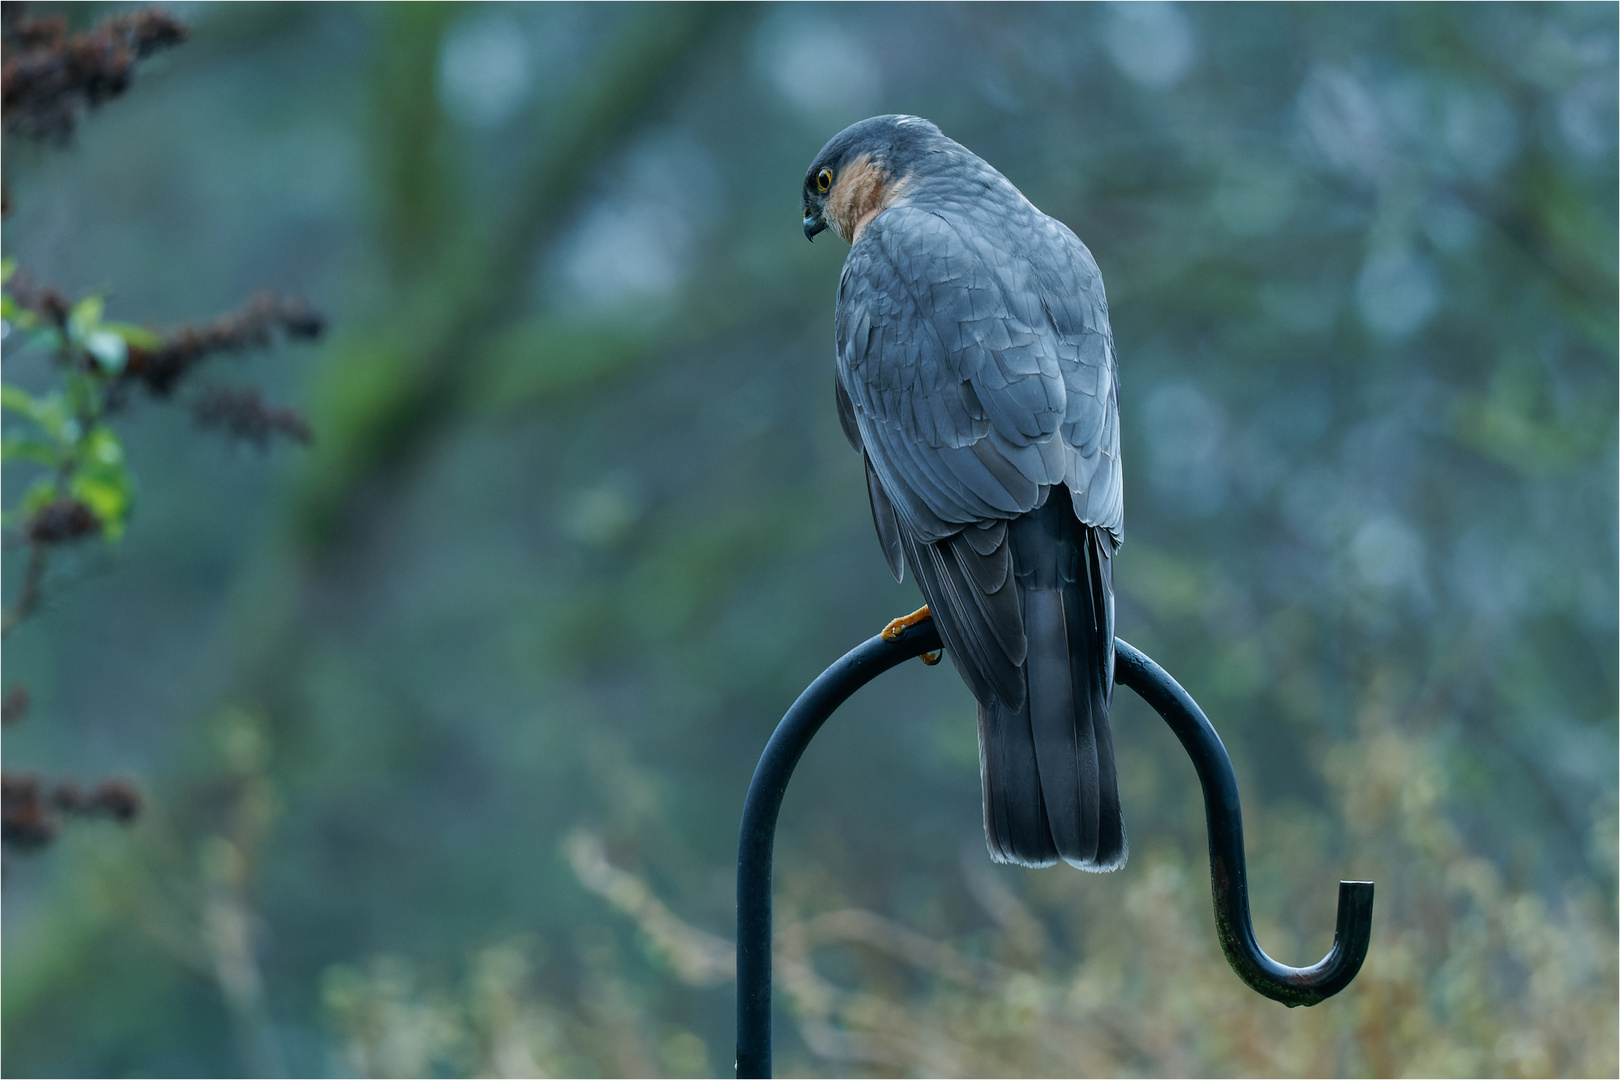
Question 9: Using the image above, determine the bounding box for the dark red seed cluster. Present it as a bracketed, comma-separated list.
[1, 5, 187, 144]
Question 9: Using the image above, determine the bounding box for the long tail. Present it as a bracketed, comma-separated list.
[979, 499, 1125, 871]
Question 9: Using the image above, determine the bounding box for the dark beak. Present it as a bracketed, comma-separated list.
[803, 212, 826, 242]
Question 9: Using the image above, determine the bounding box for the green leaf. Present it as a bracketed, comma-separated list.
[1, 384, 40, 421]
[62, 373, 100, 428]
[80, 425, 125, 467]
[20, 478, 58, 515]
[102, 321, 162, 350]
[66, 295, 105, 343]
[42, 403, 75, 446]
[1, 258, 15, 285]
[69, 457, 135, 542]
[1, 435, 62, 468]
[0, 294, 37, 330]
[70, 427, 134, 539]
[84, 330, 128, 374]
[4, 389, 75, 446]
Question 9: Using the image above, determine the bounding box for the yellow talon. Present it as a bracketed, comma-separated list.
[881, 606, 939, 665]
[881, 604, 932, 641]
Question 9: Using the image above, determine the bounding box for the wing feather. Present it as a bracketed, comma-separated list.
[864, 456, 904, 582]
[835, 203, 1121, 547]
[899, 525, 1024, 708]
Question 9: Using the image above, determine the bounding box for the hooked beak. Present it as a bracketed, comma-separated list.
[803, 211, 827, 242]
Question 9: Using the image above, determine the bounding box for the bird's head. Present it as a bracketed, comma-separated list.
[802, 114, 942, 244]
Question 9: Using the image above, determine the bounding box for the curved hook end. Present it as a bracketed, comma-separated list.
[1330, 880, 1375, 985]
[1280, 879, 1375, 1008]
[1229, 878, 1374, 1008]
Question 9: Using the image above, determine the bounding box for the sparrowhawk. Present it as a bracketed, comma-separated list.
[803, 115, 1125, 871]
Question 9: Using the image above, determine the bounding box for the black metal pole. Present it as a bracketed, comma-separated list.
[735, 620, 942, 1080]
[1111, 639, 1374, 1007]
[736, 619, 1373, 1077]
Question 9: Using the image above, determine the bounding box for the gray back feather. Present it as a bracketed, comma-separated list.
[833, 166, 1123, 551]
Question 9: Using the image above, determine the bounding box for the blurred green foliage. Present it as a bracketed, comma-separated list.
[1, 266, 144, 546]
[2, 3, 1614, 1077]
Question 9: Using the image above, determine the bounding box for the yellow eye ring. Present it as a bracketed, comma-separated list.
[816, 167, 833, 192]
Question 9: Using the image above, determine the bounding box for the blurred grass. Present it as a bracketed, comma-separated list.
[321, 697, 1618, 1077]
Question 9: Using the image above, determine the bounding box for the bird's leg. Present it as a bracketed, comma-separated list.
[881, 605, 941, 664]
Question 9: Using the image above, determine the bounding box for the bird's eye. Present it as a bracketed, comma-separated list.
[816, 168, 833, 192]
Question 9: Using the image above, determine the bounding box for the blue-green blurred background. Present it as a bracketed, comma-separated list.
[3, 3, 1615, 1076]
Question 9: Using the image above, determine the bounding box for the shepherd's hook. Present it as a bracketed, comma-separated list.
[735, 615, 1373, 1078]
